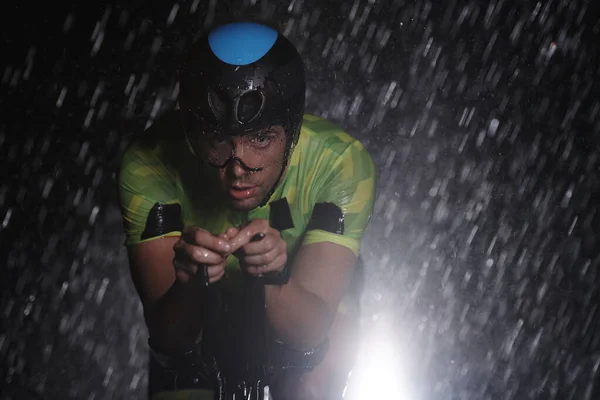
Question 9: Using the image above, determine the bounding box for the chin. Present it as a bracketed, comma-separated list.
[228, 196, 264, 211]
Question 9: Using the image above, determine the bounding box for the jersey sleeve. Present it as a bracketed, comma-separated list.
[118, 143, 183, 246]
[302, 139, 376, 256]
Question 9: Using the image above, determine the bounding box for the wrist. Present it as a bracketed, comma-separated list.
[263, 262, 291, 285]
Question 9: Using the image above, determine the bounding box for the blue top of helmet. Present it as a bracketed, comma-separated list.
[208, 22, 278, 66]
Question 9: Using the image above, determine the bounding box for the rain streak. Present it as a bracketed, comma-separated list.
[1, 0, 598, 399]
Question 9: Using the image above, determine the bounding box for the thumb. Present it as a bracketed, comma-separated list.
[220, 227, 240, 241]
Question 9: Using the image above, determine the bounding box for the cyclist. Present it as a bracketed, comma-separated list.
[118, 21, 376, 400]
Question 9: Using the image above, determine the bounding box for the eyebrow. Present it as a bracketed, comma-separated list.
[204, 127, 282, 139]
[248, 128, 278, 136]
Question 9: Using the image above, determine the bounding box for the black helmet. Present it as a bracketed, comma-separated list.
[178, 22, 306, 155]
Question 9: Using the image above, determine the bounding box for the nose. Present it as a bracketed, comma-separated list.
[226, 138, 246, 177]
[228, 158, 248, 178]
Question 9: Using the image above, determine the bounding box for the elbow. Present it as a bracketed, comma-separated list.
[301, 306, 336, 350]
[291, 325, 333, 352]
[277, 299, 336, 352]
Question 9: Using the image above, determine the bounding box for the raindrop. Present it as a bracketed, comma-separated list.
[191, 0, 200, 13]
[167, 4, 179, 26]
[2, 208, 12, 228]
[63, 12, 75, 33]
[56, 87, 67, 108]
[91, 30, 105, 56]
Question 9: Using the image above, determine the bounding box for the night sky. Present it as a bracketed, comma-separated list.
[1, 1, 599, 399]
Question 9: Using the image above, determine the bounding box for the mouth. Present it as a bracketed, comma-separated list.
[227, 184, 259, 201]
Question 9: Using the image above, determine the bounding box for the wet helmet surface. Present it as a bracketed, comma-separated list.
[179, 22, 306, 150]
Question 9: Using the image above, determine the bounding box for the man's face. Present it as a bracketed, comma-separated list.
[196, 126, 288, 211]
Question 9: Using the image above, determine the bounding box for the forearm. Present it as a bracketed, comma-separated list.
[145, 279, 207, 355]
[264, 280, 335, 351]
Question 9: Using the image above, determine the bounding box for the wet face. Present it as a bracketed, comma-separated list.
[197, 126, 288, 211]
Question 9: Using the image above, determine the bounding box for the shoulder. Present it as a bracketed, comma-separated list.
[119, 110, 185, 183]
[292, 116, 376, 255]
[297, 114, 374, 172]
[300, 114, 358, 154]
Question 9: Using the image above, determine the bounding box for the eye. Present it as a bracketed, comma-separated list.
[253, 134, 271, 145]
[208, 135, 229, 148]
[251, 132, 274, 147]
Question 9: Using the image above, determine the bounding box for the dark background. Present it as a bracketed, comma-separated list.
[1, 0, 599, 399]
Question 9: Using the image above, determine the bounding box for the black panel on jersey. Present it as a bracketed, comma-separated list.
[269, 198, 294, 231]
[307, 202, 344, 235]
[142, 203, 184, 240]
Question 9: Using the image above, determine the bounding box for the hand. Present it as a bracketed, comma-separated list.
[173, 226, 234, 284]
[229, 219, 287, 277]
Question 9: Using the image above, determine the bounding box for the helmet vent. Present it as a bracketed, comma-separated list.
[237, 90, 264, 124]
[207, 87, 229, 121]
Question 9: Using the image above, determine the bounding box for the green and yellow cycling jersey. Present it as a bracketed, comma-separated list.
[119, 112, 375, 274]
[118, 112, 376, 398]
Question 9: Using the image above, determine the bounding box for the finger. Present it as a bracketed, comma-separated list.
[220, 227, 240, 241]
[218, 229, 232, 240]
[244, 265, 266, 276]
[184, 226, 232, 254]
[229, 220, 269, 252]
[209, 268, 226, 284]
[182, 226, 207, 243]
[173, 237, 186, 251]
[242, 231, 283, 256]
[205, 264, 225, 279]
[245, 253, 287, 276]
[218, 228, 240, 252]
[175, 268, 193, 283]
[176, 242, 224, 265]
[173, 258, 198, 276]
[244, 246, 279, 265]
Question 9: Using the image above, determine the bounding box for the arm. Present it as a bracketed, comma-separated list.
[264, 242, 357, 350]
[231, 223, 353, 350]
[268, 138, 376, 350]
[118, 143, 231, 355]
[128, 238, 207, 355]
[233, 138, 376, 351]
[127, 228, 231, 355]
